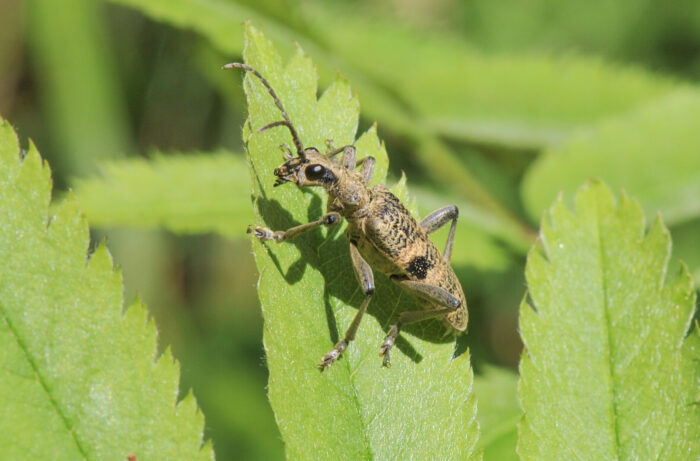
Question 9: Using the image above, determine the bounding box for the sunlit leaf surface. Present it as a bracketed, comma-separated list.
[523, 90, 700, 227]
[518, 182, 700, 459]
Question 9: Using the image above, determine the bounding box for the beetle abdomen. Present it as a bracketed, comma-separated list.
[348, 185, 467, 331]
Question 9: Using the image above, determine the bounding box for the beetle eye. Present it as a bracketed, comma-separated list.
[305, 164, 326, 180]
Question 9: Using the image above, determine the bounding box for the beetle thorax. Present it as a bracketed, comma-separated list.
[328, 171, 370, 217]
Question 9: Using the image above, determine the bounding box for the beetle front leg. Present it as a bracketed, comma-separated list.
[324, 144, 374, 183]
[248, 212, 341, 242]
[356, 156, 375, 184]
[325, 144, 358, 170]
[320, 241, 375, 370]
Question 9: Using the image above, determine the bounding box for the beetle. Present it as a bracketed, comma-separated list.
[226, 62, 467, 369]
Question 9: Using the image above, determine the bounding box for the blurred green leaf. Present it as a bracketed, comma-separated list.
[180, 347, 284, 461]
[0, 119, 212, 459]
[462, 0, 637, 55]
[303, 3, 677, 149]
[0, 1, 23, 110]
[27, 0, 129, 179]
[462, 0, 700, 79]
[474, 367, 519, 461]
[522, 89, 700, 227]
[671, 218, 700, 286]
[74, 152, 253, 237]
[242, 25, 480, 459]
[519, 181, 700, 459]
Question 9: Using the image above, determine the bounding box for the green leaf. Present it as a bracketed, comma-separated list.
[522, 89, 700, 227]
[671, 218, 700, 285]
[518, 181, 700, 459]
[474, 367, 519, 461]
[241, 25, 480, 459]
[73, 151, 253, 237]
[0, 119, 212, 458]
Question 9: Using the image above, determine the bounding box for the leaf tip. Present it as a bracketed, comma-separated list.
[89, 238, 115, 269]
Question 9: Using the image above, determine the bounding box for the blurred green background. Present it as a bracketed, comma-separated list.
[2, 0, 699, 459]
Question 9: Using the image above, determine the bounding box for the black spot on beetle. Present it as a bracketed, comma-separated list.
[407, 255, 433, 280]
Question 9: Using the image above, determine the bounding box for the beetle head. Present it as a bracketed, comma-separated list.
[274, 147, 339, 188]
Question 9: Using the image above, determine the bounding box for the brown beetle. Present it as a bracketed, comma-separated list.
[226, 63, 467, 369]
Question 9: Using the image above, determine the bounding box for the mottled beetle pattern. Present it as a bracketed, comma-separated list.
[226, 62, 467, 369]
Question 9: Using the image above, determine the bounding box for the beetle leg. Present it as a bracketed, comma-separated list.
[325, 144, 356, 166]
[420, 205, 459, 262]
[325, 145, 373, 183]
[380, 279, 461, 366]
[326, 145, 358, 169]
[248, 212, 341, 242]
[356, 156, 375, 184]
[279, 143, 294, 160]
[321, 241, 375, 370]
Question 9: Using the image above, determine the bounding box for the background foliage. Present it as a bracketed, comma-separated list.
[2, 0, 700, 459]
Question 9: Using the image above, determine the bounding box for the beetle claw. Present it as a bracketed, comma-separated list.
[319, 339, 348, 371]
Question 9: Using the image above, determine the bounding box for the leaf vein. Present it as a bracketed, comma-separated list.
[0, 301, 88, 459]
[596, 199, 621, 459]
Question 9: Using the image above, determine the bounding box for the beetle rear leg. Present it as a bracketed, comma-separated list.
[380, 279, 461, 366]
[248, 212, 340, 242]
[321, 241, 375, 370]
[420, 205, 459, 262]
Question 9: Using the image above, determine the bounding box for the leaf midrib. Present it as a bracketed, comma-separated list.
[0, 299, 88, 459]
[334, 270, 374, 460]
[320, 230, 433, 461]
[594, 200, 621, 459]
[344, 352, 375, 461]
[318, 229, 375, 460]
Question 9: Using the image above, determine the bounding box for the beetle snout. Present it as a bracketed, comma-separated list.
[272, 159, 302, 187]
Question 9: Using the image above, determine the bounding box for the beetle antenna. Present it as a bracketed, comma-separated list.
[223, 62, 305, 156]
